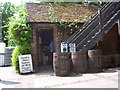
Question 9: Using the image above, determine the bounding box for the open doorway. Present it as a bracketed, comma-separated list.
[37, 28, 54, 67]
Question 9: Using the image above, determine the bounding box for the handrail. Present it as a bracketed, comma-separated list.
[77, 2, 120, 51]
[67, 2, 115, 44]
[57, 1, 117, 52]
[65, 2, 113, 44]
[79, 9, 120, 52]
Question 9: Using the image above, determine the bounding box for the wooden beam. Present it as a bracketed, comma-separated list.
[118, 18, 120, 36]
[71, 16, 99, 44]
[76, 25, 100, 50]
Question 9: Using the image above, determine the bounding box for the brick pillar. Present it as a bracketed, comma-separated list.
[52, 24, 59, 52]
[31, 24, 39, 72]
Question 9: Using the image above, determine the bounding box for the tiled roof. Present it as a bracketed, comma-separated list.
[26, 3, 100, 23]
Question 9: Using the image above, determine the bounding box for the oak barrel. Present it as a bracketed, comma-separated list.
[71, 52, 87, 73]
[88, 50, 103, 73]
[103, 55, 112, 68]
[53, 52, 70, 76]
[111, 54, 120, 66]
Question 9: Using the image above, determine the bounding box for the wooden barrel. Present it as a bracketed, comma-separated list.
[118, 54, 120, 65]
[88, 50, 103, 73]
[71, 52, 87, 73]
[103, 55, 112, 68]
[53, 52, 70, 76]
[111, 54, 120, 66]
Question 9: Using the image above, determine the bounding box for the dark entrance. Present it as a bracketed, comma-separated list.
[37, 28, 54, 66]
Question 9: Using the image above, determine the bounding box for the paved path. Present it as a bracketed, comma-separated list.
[0, 66, 119, 88]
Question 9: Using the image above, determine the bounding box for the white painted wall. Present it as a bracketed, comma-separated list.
[0, 42, 6, 66]
[0, 42, 6, 53]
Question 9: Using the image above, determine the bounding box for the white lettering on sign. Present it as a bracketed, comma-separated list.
[18, 54, 33, 74]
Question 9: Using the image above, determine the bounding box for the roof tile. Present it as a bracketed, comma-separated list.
[26, 3, 100, 23]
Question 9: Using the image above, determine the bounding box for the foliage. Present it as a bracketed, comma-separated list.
[6, 4, 32, 73]
[0, 4, 2, 41]
[39, 0, 105, 6]
[56, 22, 82, 36]
[12, 47, 21, 73]
[1, 2, 15, 45]
[29, 0, 106, 6]
[12, 45, 32, 73]
[48, 1, 102, 36]
[6, 4, 32, 46]
[54, 2, 102, 6]
[49, 4, 55, 22]
[40, 1, 102, 6]
[48, 3, 84, 36]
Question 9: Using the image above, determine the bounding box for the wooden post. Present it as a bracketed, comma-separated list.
[98, 10, 103, 41]
[97, 10, 103, 48]
[117, 18, 120, 36]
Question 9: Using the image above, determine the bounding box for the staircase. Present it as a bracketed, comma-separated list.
[65, 2, 120, 52]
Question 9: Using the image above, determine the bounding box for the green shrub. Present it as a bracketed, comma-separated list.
[12, 47, 21, 73]
[12, 44, 32, 73]
[19, 44, 32, 54]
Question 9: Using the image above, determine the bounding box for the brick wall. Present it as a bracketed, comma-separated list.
[98, 24, 120, 55]
[30, 23, 58, 71]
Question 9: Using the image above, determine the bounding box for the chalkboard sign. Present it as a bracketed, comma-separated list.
[18, 54, 33, 74]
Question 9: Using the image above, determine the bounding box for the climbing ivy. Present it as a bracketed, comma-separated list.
[48, 2, 102, 36]
[48, 3, 84, 36]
